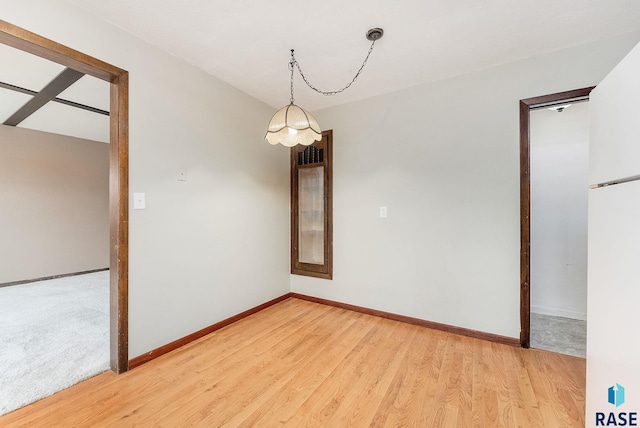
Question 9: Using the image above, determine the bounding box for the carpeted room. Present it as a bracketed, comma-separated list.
[0, 116, 111, 415]
[0, 271, 109, 415]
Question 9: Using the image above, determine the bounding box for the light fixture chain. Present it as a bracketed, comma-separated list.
[289, 50, 295, 104]
[292, 40, 377, 96]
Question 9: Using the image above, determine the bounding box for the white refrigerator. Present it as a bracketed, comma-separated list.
[586, 40, 640, 425]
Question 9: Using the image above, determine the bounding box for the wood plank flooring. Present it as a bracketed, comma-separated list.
[0, 298, 586, 427]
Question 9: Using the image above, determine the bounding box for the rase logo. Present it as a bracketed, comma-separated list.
[596, 383, 637, 426]
[610, 384, 626, 407]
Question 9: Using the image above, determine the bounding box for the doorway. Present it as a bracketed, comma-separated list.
[529, 100, 589, 357]
[519, 87, 594, 349]
[0, 20, 129, 372]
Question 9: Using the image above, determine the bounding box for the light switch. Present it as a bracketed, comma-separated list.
[178, 167, 187, 181]
[133, 192, 146, 210]
[379, 206, 388, 218]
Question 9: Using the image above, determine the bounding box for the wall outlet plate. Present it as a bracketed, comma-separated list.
[133, 192, 145, 209]
[178, 167, 187, 181]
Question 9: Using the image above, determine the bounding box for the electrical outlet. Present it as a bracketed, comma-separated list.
[178, 167, 187, 181]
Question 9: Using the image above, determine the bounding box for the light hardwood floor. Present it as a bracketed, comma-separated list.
[0, 298, 585, 427]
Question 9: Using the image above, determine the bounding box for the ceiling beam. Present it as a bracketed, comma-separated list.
[54, 97, 109, 115]
[0, 80, 34, 96]
[0, 80, 109, 116]
[3, 67, 85, 126]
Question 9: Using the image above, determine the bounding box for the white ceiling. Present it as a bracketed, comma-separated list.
[65, 0, 640, 112]
[2, 1, 640, 143]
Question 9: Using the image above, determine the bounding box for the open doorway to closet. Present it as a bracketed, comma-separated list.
[519, 87, 593, 356]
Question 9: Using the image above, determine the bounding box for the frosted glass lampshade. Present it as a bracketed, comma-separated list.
[265, 103, 322, 147]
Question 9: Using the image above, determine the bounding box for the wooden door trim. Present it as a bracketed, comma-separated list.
[0, 20, 129, 372]
[519, 87, 594, 348]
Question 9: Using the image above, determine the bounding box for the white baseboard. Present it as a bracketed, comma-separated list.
[531, 305, 587, 321]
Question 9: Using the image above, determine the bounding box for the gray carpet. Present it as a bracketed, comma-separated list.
[0, 271, 110, 416]
[530, 312, 586, 358]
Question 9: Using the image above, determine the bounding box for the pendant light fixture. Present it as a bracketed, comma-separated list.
[265, 28, 384, 147]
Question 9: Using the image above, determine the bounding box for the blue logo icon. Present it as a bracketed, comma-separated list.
[608, 384, 625, 407]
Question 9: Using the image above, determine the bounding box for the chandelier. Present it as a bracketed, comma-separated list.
[265, 28, 384, 147]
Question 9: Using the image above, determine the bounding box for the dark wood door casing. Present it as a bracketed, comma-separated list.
[519, 87, 594, 348]
[0, 20, 130, 373]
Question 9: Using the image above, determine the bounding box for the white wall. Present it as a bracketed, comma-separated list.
[291, 30, 640, 339]
[1, 0, 290, 358]
[0, 125, 109, 283]
[4, 1, 640, 360]
[530, 103, 589, 320]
